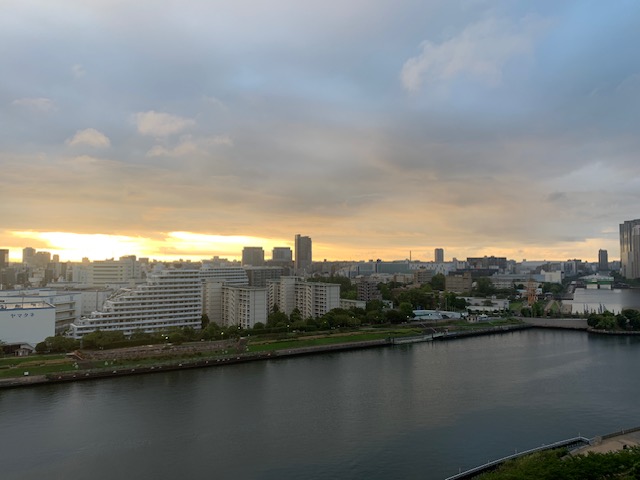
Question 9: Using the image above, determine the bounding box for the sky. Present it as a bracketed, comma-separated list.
[2, 0, 640, 263]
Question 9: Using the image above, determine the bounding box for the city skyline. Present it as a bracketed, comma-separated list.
[2, 2, 639, 263]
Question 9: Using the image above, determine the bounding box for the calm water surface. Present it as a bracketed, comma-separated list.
[2, 330, 640, 479]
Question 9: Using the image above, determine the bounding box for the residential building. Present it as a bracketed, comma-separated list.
[68, 268, 203, 338]
[222, 285, 267, 329]
[242, 246, 265, 266]
[203, 280, 267, 329]
[414, 268, 435, 285]
[356, 279, 382, 302]
[200, 265, 249, 286]
[434, 248, 444, 263]
[294, 234, 312, 275]
[244, 266, 283, 287]
[267, 276, 339, 319]
[445, 272, 473, 293]
[72, 256, 142, 286]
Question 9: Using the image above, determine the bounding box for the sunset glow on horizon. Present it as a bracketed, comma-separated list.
[1, 1, 637, 266]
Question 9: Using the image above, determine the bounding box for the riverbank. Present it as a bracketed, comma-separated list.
[0, 324, 530, 389]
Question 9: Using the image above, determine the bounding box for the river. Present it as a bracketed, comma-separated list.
[2, 329, 640, 479]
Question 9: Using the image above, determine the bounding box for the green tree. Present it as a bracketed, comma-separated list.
[267, 307, 289, 327]
[82, 330, 126, 349]
[399, 302, 415, 319]
[385, 309, 405, 324]
[430, 273, 445, 291]
[366, 299, 384, 312]
[622, 309, 640, 330]
[474, 277, 496, 297]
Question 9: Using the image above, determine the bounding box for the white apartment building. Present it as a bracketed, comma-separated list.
[200, 265, 249, 286]
[268, 277, 340, 319]
[203, 281, 267, 329]
[68, 268, 202, 338]
[72, 256, 142, 286]
[223, 286, 267, 329]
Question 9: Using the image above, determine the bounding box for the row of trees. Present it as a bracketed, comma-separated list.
[587, 309, 640, 331]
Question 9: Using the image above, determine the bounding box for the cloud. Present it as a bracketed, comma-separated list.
[400, 15, 549, 91]
[11, 97, 56, 112]
[66, 128, 111, 148]
[133, 111, 196, 137]
[146, 134, 232, 157]
[203, 95, 227, 109]
[71, 64, 86, 78]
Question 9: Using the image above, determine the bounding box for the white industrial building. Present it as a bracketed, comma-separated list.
[0, 289, 82, 334]
[0, 301, 56, 345]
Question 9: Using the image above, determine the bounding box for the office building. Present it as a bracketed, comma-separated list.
[22, 247, 36, 265]
[242, 246, 265, 266]
[271, 247, 292, 263]
[620, 219, 640, 279]
[434, 248, 444, 263]
[294, 234, 312, 275]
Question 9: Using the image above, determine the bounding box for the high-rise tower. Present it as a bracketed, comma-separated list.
[242, 246, 265, 266]
[434, 248, 444, 263]
[294, 234, 312, 275]
[620, 219, 640, 279]
[598, 249, 609, 272]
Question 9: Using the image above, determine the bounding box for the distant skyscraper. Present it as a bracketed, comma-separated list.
[294, 234, 312, 275]
[242, 246, 265, 266]
[0, 249, 8, 268]
[22, 247, 35, 265]
[598, 249, 609, 272]
[272, 247, 292, 263]
[620, 219, 640, 279]
[434, 248, 444, 263]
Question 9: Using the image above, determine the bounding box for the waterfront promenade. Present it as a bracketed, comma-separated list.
[446, 427, 640, 480]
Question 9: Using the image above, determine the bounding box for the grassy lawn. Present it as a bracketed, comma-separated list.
[0, 324, 517, 381]
[0, 354, 74, 378]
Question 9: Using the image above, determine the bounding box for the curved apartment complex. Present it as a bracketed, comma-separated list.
[68, 269, 202, 338]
